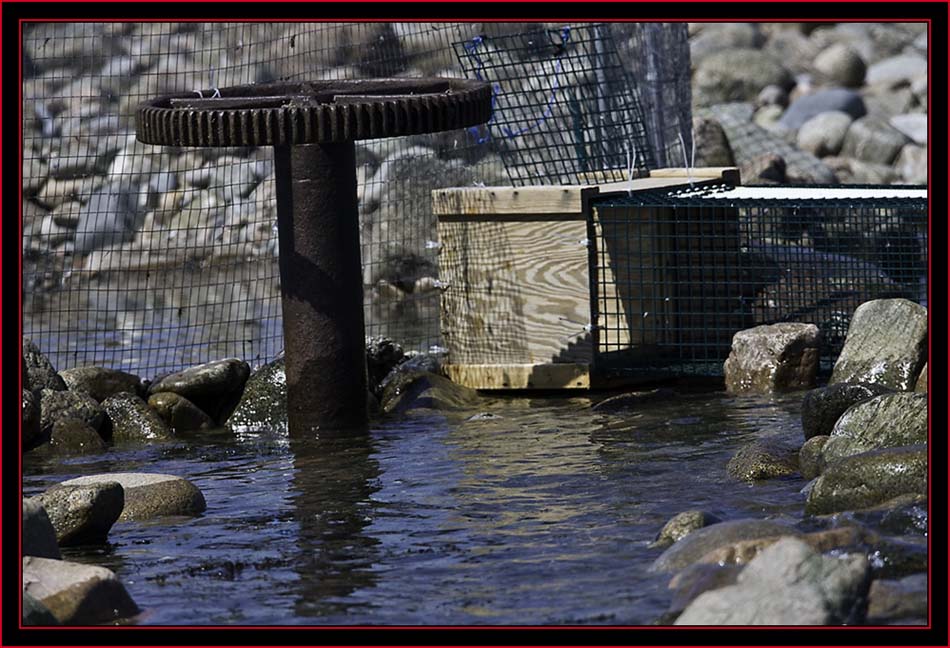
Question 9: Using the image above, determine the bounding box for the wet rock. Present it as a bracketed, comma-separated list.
[650, 510, 721, 549]
[23, 499, 61, 559]
[727, 435, 800, 481]
[914, 363, 927, 393]
[47, 419, 109, 454]
[694, 48, 794, 106]
[651, 518, 801, 573]
[805, 445, 927, 515]
[380, 370, 479, 416]
[724, 323, 821, 394]
[820, 393, 928, 463]
[866, 573, 927, 624]
[865, 53, 927, 87]
[801, 382, 895, 440]
[889, 113, 927, 146]
[796, 111, 853, 157]
[39, 389, 105, 438]
[674, 537, 870, 625]
[22, 556, 139, 625]
[840, 115, 910, 165]
[148, 358, 250, 424]
[778, 88, 866, 130]
[813, 43, 866, 87]
[22, 389, 47, 452]
[830, 299, 928, 391]
[226, 356, 286, 433]
[101, 392, 173, 442]
[868, 535, 928, 580]
[32, 482, 124, 545]
[665, 563, 743, 621]
[23, 337, 67, 393]
[694, 526, 874, 569]
[894, 144, 927, 184]
[366, 336, 405, 398]
[148, 391, 215, 432]
[844, 493, 928, 537]
[799, 435, 830, 480]
[23, 591, 59, 626]
[59, 366, 144, 402]
[61, 472, 206, 521]
[592, 388, 677, 413]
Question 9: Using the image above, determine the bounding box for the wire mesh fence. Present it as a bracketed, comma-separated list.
[22, 21, 693, 379]
[591, 184, 928, 376]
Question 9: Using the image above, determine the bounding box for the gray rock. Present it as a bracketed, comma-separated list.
[813, 43, 866, 87]
[727, 435, 801, 481]
[806, 445, 927, 515]
[23, 338, 67, 393]
[689, 23, 765, 64]
[23, 591, 59, 626]
[866, 573, 928, 624]
[866, 53, 928, 87]
[226, 356, 287, 433]
[755, 84, 788, 109]
[22, 389, 47, 452]
[61, 472, 206, 521]
[889, 113, 927, 146]
[101, 392, 173, 441]
[650, 510, 721, 549]
[820, 156, 897, 184]
[821, 393, 928, 463]
[664, 562, 743, 621]
[380, 370, 479, 416]
[39, 389, 105, 438]
[724, 323, 821, 394]
[59, 366, 143, 402]
[592, 388, 677, 413]
[801, 382, 896, 440]
[831, 299, 928, 391]
[841, 115, 910, 165]
[798, 435, 830, 480]
[739, 153, 786, 185]
[779, 88, 867, 130]
[844, 493, 927, 537]
[33, 482, 124, 545]
[22, 556, 139, 625]
[674, 537, 870, 625]
[48, 418, 109, 454]
[23, 499, 61, 559]
[651, 519, 802, 573]
[894, 144, 927, 184]
[148, 358, 250, 424]
[694, 48, 794, 106]
[796, 111, 853, 157]
[147, 391, 215, 432]
[914, 363, 927, 393]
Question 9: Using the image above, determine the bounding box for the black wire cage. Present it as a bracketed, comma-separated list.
[590, 183, 928, 377]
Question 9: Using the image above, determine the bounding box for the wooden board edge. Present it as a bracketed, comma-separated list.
[445, 363, 591, 390]
[432, 185, 599, 217]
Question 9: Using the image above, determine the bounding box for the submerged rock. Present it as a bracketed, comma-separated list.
[800, 382, 895, 440]
[59, 366, 144, 402]
[23, 499, 61, 559]
[592, 388, 677, 413]
[650, 510, 721, 549]
[148, 358, 250, 424]
[101, 392, 173, 441]
[651, 519, 802, 573]
[380, 370, 479, 416]
[820, 393, 928, 463]
[61, 472, 206, 521]
[727, 435, 800, 481]
[23, 556, 139, 625]
[33, 482, 124, 545]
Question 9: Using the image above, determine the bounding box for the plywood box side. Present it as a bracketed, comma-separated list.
[432, 185, 598, 216]
[445, 363, 591, 390]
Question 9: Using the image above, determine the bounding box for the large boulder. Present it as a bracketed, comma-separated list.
[674, 537, 870, 625]
[724, 323, 821, 394]
[820, 393, 928, 464]
[805, 445, 927, 515]
[830, 299, 928, 391]
[693, 48, 794, 106]
[23, 499, 61, 559]
[32, 482, 124, 546]
[59, 366, 144, 402]
[649, 510, 721, 549]
[23, 337, 67, 393]
[61, 472, 206, 521]
[22, 556, 139, 625]
[801, 382, 896, 440]
[101, 392, 173, 442]
[225, 356, 287, 433]
[651, 519, 801, 573]
[148, 358, 250, 424]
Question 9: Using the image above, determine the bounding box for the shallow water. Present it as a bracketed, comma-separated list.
[24, 391, 815, 625]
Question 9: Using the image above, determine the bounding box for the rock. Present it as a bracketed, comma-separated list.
[820, 156, 896, 184]
[22, 556, 139, 625]
[914, 363, 927, 393]
[674, 537, 870, 625]
[840, 115, 910, 165]
[796, 111, 853, 157]
[148, 358, 250, 424]
[693, 526, 874, 569]
[380, 370, 479, 416]
[23, 337, 67, 393]
[779, 88, 867, 130]
[813, 43, 866, 87]
[23, 591, 59, 626]
[844, 493, 928, 537]
[47, 419, 109, 454]
[889, 113, 927, 145]
[755, 84, 788, 109]
[651, 519, 802, 573]
[690, 116, 735, 167]
[727, 435, 800, 481]
[830, 299, 928, 391]
[805, 445, 927, 515]
[801, 382, 896, 440]
[866, 573, 928, 624]
[592, 388, 677, 413]
[693, 48, 794, 106]
[724, 323, 821, 394]
[366, 336, 405, 398]
[821, 393, 928, 464]
[894, 144, 927, 184]
[226, 356, 286, 432]
[101, 392, 173, 442]
[22, 389, 47, 452]
[59, 366, 144, 402]
[39, 388, 105, 438]
[61, 472, 206, 521]
[753, 104, 784, 132]
[32, 482, 124, 545]
[689, 23, 765, 64]
[23, 499, 61, 559]
[866, 53, 928, 87]
[650, 510, 721, 549]
[665, 563, 743, 621]
[739, 153, 786, 184]
[148, 391, 215, 432]
[799, 435, 830, 480]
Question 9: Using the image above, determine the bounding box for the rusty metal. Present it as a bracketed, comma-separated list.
[136, 79, 491, 434]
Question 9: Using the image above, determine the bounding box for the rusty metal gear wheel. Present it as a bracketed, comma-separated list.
[136, 78, 492, 147]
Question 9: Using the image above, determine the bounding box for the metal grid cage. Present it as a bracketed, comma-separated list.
[590, 183, 928, 376]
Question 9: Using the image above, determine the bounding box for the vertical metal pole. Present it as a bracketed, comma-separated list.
[273, 142, 368, 434]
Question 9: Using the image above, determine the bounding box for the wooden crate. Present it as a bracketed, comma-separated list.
[433, 168, 739, 390]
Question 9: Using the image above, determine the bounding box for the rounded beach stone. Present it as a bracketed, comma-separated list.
[22, 556, 139, 625]
[651, 519, 801, 573]
[650, 510, 721, 549]
[796, 110, 853, 157]
[102, 392, 173, 441]
[33, 482, 124, 545]
[61, 472, 206, 521]
[148, 358, 250, 424]
[39, 389, 105, 437]
[727, 435, 800, 481]
[813, 43, 866, 87]
[693, 48, 794, 106]
[59, 366, 144, 402]
[48, 418, 109, 454]
[148, 391, 215, 432]
[820, 393, 928, 463]
[800, 382, 895, 440]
